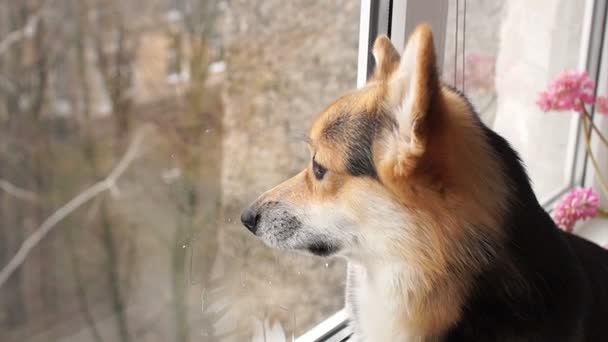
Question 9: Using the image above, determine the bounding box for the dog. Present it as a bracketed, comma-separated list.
[240, 24, 608, 341]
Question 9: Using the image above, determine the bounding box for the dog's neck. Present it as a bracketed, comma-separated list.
[347, 260, 462, 341]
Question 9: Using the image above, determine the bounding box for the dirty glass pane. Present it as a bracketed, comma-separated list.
[442, 0, 585, 200]
[0, 1, 359, 341]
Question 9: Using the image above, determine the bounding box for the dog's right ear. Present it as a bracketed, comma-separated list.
[377, 24, 442, 177]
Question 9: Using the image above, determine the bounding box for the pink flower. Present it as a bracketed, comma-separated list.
[445, 52, 496, 92]
[537, 70, 596, 112]
[465, 53, 496, 92]
[596, 95, 608, 115]
[552, 187, 599, 232]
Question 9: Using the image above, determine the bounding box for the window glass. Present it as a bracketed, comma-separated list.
[442, 0, 585, 200]
[0, 1, 359, 341]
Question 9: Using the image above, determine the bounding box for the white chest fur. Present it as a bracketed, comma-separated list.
[347, 262, 420, 342]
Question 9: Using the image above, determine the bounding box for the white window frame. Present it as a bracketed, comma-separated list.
[582, 0, 608, 197]
[298, 0, 606, 340]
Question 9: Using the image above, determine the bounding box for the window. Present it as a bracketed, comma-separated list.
[577, 1, 608, 244]
[0, 1, 359, 341]
[442, 0, 590, 204]
[1, 1, 607, 342]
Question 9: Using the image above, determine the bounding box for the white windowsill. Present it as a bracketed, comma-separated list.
[576, 217, 608, 247]
[295, 309, 349, 342]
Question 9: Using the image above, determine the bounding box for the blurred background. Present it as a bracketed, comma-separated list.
[0, 1, 358, 341]
[0, 0, 591, 341]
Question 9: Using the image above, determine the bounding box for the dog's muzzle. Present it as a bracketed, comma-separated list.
[240, 200, 301, 238]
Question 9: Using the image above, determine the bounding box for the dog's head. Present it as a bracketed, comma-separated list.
[241, 25, 508, 266]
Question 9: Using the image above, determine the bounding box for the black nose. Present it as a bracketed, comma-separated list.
[240, 207, 259, 234]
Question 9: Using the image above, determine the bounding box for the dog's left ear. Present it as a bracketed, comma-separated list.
[386, 24, 441, 175]
[371, 35, 401, 81]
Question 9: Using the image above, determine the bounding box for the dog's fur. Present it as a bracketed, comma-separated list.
[240, 24, 608, 341]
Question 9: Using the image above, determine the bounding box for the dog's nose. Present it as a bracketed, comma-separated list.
[240, 207, 259, 234]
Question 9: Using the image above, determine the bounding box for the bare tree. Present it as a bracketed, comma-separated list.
[0, 126, 149, 289]
[0, 1, 224, 341]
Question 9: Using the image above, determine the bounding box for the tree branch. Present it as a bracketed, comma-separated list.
[582, 110, 608, 148]
[0, 14, 40, 57]
[0, 127, 150, 288]
[0, 179, 38, 202]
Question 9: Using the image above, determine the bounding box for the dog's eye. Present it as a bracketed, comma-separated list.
[312, 158, 327, 180]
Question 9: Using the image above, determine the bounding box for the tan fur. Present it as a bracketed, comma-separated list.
[246, 24, 510, 340]
[374, 86, 509, 335]
[371, 34, 401, 81]
[259, 89, 389, 205]
[370, 25, 508, 336]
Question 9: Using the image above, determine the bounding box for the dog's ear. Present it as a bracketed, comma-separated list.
[371, 35, 401, 81]
[387, 24, 441, 175]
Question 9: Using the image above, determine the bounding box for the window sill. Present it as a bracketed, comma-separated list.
[296, 309, 350, 342]
[576, 216, 608, 247]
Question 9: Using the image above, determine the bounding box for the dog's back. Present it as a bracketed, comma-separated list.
[564, 233, 608, 340]
[445, 223, 608, 341]
[443, 124, 608, 341]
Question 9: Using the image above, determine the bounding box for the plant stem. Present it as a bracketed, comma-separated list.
[581, 112, 608, 199]
[582, 110, 608, 147]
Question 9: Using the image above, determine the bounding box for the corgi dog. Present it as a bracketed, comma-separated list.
[240, 24, 608, 341]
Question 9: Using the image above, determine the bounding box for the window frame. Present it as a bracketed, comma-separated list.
[539, 0, 602, 208]
[582, 0, 608, 199]
[297, 0, 605, 340]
